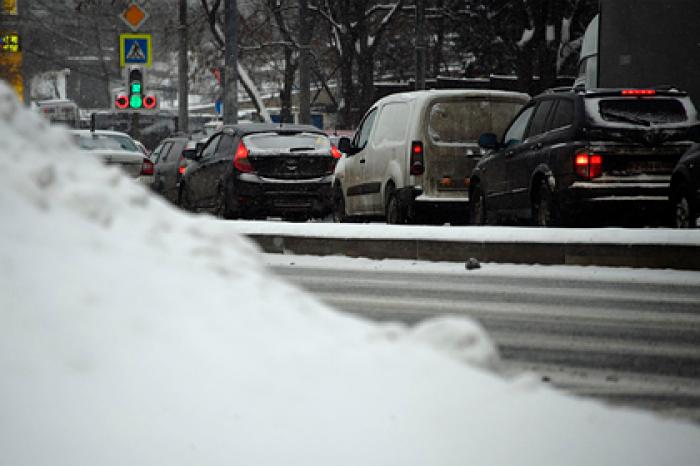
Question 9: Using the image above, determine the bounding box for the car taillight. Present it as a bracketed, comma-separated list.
[233, 142, 253, 173]
[410, 141, 424, 176]
[141, 157, 154, 176]
[574, 150, 603, 179]
[621, 89, 656, 96]
[330, 145, 342, 159]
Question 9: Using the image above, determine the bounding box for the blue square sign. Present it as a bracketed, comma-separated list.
[120, 33, 151, 67]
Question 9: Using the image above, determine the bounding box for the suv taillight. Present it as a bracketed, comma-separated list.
[233, 142, 253, 173]
[141, 157, 154, 176]
[574, 150, 603, 180]
[410, 141, 424, 176]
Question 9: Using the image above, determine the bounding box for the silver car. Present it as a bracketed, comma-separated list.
[72, 130, 154, 186]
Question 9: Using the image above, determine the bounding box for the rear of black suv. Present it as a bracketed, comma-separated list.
[471, 88, 700, 226]
[561, 89, 699, 223]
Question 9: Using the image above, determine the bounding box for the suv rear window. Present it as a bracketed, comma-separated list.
[598, 99, 687, 125]
[429, 100, 523, 144]
[243, 132, 330, 152]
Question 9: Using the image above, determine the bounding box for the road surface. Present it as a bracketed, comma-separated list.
[266, 254, 700, 423]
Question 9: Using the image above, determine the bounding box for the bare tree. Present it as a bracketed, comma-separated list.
[313, 0, 404, 127]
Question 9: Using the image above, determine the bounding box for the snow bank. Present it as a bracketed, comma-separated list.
[1, 82, 699, 466]
[227, 219, 700, 246]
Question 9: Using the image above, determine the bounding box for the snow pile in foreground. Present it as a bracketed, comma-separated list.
[1, 82, 699, 465]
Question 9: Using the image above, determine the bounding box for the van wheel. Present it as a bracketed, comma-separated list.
[386, 191, 405, 224]
[469, 183, 487, 225]
[333, 184, 347, 223]
[672, 185, 696, 228]
[533, 179, 559, 227]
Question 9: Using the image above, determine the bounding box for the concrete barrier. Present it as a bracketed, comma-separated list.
[247, 234, 700, 270]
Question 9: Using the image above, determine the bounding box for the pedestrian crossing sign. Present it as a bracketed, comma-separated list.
[119, 33, 151, 68]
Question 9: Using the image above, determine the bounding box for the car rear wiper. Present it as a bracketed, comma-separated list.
[599, 110, 652, 127]
[289, 147, 316, 152]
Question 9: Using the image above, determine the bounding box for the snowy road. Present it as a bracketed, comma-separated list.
[265, 254, 700, 423]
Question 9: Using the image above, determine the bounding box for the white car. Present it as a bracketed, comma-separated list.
[72, 130, 154, 186]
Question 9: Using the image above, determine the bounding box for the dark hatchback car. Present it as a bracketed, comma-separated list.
[670, 143, 700, 227]
[179, 123, 341, 220]
[469, 88, 700, 226]
[149, 136, 196, 204]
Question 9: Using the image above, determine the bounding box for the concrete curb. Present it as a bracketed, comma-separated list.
[247, 234, 700, 270]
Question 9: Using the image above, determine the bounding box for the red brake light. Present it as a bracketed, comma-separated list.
[330, 145, 342, 159]
[574, 150, 603, 179]
[233, 142, 253, 173]
[410, 141, 424, 176]
[178, 164, 186, 175]
[621, 89, 656, 96]
[140, 157, 154, 176]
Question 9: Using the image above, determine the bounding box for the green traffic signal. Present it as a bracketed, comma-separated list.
[130, 95, 143, 109]
[130, 82, 141, 94]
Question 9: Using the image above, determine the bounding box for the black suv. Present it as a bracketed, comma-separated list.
[179, 123, 340, 220]
[469, 88, 700, 226]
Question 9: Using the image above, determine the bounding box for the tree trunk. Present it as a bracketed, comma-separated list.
[280, 47, 296, 123]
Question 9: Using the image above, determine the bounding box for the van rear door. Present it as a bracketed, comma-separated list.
[423, 96, 526, 200]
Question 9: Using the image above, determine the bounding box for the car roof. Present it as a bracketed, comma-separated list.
[71, 129, 134, 138]
[373, 89, 531, 108]
[221, 123, 326, 136]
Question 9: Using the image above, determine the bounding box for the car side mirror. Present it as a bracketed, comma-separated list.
[478, 132, 500, 150]
[337, 137, 353, 155]
[182, 148, 198, 160]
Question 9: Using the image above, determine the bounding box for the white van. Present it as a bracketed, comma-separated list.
[335, 89, 529, 223]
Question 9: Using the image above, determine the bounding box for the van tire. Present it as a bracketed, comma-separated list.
[386, 190, 405, 224]
[333, 183, 347, 223]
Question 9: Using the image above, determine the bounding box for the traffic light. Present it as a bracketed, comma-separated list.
[128, 68, 143, 109]
[113, 66, 158, 111]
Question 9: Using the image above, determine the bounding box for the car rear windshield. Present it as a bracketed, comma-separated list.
[75, 133, 139, 152]
[428, 100, 524, 144]
[598, 98, 687, 125]
[243, 132, 330, 152]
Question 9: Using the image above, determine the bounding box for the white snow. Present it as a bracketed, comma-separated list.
[546, 24, 556, 43]
[226, 219, 700, 246]
[1, 82, 699, 465]
[517, 27, 535, 48]
[263, 254, 700, 287]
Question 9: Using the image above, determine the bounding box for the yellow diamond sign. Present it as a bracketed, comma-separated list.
[120, 3, 148, 31]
